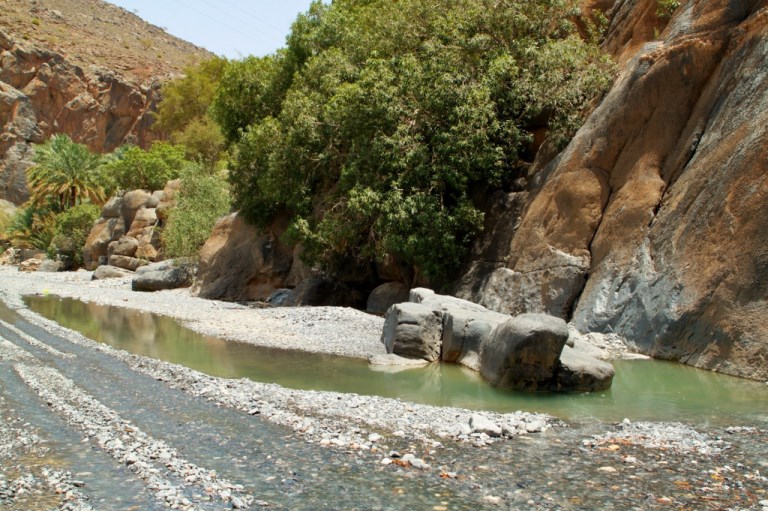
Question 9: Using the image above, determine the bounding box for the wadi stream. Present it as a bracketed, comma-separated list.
[24, 295, 768, 427]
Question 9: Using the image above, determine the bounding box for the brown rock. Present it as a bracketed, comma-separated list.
[109, 237, 139, 258]
[108, 254, 148, 272]
[127, 207, 158, 238]
[193, 213, 294, 301]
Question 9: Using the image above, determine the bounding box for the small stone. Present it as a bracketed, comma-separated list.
[381, 458, 393, 465]
[368, 433, 382, 443]
[598, 466, 617, 473]
[482, 495, 502, 505]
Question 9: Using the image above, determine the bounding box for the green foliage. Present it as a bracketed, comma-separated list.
[163, 163, 230, 259]
[29, 134, 107, 210]
[656, 0, 680, 20]
[170, 116, 226, 167]
[102, 142, 188, 192]
[154, 57, 227, 135]
[220, 0, 614, 284]
[211, 54, 294, 143]
[5, 206, 55, 250]
[48, 203, 101, 268]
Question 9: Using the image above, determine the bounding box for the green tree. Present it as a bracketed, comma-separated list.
[102, 142, 188, 191]
[28, 134, 107, 210]
[163, 163, 230, 259]
[217, 0, 614, 285]
[153, 57, 228, 135]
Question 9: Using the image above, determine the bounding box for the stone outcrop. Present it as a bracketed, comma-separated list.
[192, 213, 294, 302]
[83, 182, 176, 271]
[380, 289, 614, 391]
[0, 30, 163, 204]
[455, 0, 768, 381]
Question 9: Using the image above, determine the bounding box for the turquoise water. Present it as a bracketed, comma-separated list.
[24, 295, 768, 425]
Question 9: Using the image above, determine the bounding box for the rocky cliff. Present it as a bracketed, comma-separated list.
[457, 0, 768, 380]
[0, 0, 212, 204]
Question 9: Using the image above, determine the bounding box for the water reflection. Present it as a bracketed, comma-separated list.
[22, 295, 768, 425]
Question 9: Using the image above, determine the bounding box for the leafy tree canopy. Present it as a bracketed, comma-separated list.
[102, 142, 188, 192]
[215, 0, 614, 285]
[28, 134, 107, 210]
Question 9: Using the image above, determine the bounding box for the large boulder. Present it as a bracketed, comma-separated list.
[441, 310, 501, 371]
[366, 282, 410, 315]
[480, 313, 569, 390]
[108, 236, 139, 258]
[108, 254, 148, 272]
[132, 260, 196, 292]
[552, 344, 615, 392]
[83, 217, 120, 270]
[382, 302, 443, 362]
[193, 213, 294, 301]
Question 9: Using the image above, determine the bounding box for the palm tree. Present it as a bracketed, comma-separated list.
[27, 134, 107, 210]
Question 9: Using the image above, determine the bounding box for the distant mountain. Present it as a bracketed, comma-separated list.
[0, 0, 213, 82]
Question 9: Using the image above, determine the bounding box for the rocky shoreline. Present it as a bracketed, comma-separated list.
[1, 265, 767, 509]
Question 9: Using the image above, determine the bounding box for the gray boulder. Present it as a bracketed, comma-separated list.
[366, 282, 410, 314]
[553, 344, 615, 392]
[442, 310, 502, 371]
[266, 288, 295, 307]
[382, 302, 442, 362]
[132, 260, 196, 292]
[92, 265, 134, 280]
[37, 259, 63, 272]
[480, 313, 569, 390]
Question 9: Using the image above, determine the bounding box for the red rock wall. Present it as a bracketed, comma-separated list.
[0, 30, 161, 205]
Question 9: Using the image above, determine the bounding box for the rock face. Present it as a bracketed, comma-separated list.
[456, 0, 768, 381]
[0, 30, 161, 204]
[192, 213, 294, 301]
[381, 289, 614, 391]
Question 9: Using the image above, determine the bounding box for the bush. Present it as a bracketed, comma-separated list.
[656, 0, 680, 20]
[47, 204, 101, 269]
[163, 163, 230, 259]
[5, 206, 56, 250]
[102, 142, 188, 192]
[216, 0, 614, 285]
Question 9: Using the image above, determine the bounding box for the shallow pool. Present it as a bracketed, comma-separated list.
[24, 294, 768, 426]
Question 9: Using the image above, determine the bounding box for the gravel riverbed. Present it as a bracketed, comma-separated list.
[0, 266, 766, 510]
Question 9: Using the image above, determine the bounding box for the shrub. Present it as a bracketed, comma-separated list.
[163, 163, 230, 259]
[47, 204, 101, 268]
[5, 206, 56, 250]
[102, 142, 188, 192]
[657, 0, 680, 20]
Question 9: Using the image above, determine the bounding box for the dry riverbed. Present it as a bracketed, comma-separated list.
[0, 266, 766, 510]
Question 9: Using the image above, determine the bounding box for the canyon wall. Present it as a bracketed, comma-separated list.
[0, 29, 160, 204]
[457, 0, 768, 380]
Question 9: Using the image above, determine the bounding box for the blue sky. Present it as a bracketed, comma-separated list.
[107, 1, 318, 58]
